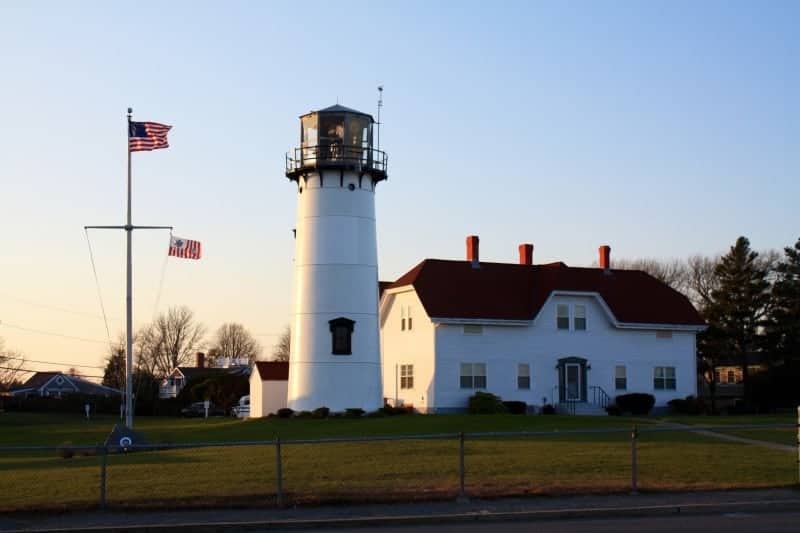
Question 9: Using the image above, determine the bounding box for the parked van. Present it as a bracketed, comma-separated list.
[232, 395, 250, 418]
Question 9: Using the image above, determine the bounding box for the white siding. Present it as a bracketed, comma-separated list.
[431, 294, 696, 411]
[380, 289, 436, 412]
[249, 372, 288, 418]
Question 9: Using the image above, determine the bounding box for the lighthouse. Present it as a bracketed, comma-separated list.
[284, 104, 388, 412]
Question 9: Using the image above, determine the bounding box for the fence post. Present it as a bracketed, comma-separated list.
[98, 445, 108, 510]
[457, 432, 468, 502]
[796, 406, 799, 486]
[275, 437, 283, 507]
[631, 425, 638, 495]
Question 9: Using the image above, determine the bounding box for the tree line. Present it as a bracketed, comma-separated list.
[617, 236, 800, 412]
[101, 306, 272, 390]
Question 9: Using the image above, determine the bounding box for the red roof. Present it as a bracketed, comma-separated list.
[254, 361, 289, 381]
[389, 259, 704, 327]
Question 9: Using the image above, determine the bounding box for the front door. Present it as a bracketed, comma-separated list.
[565, 363, 581, 401]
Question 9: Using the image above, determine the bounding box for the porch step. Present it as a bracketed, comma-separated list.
[557, 402, 608, 416]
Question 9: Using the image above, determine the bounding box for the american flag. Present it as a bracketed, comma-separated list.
[168, 236, 202, 260]
[129, 121, 172, 152]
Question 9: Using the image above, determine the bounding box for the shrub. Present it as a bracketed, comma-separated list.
[276, 408, 294, 418]
[379, 405, 413, 416]
[366, 410, 385, 418]
[345, 408, 365, 418]
[57, 441, 74, 459]
[502, 401, 527, 415]
[312, 407, 330, 419]
[295, 410, 313, 419]
[540, 404, 556, 415]
[605, 404, 622, 416]
[615, 393, 655, 415]
[468, 392, 506, 414]
[668, 395, 705, 415]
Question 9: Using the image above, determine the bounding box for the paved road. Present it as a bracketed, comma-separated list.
[307, 512, 800, 533]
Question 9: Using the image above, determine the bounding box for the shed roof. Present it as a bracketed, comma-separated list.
[254, 361, 289, 381]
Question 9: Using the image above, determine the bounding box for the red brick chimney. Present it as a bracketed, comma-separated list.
[519, 243, 534, 265]
[466, 235, 480, 267]
[196, 352, 205, 369]
[599, 245, 611, 270]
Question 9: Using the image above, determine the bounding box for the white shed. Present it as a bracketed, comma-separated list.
[249, 361, 289, 418]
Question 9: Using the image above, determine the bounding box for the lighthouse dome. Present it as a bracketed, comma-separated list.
[286, 104, 387, 181]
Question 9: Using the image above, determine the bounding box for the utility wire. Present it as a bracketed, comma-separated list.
[0, 321, 107, 345]
[84, 228, 114, 350]
[0, 291, 111, 321]
[0, 365, 106, 380]
[2, 355, 105, 370]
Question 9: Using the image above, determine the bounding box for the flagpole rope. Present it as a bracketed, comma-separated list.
[152, 230, 172, 320]
[84, 228, 114, 352]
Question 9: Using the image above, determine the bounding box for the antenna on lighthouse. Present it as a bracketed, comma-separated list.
[376, 85, 384, 152]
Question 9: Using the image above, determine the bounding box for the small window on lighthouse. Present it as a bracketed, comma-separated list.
[329, 317, 355, 355]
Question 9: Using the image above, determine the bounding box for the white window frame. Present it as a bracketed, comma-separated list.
[556, 304, 570, 330]
[400, 364, 414, 389]
[556, 303, 588, 331]
[654, 366, 677, 390]
[574, 304, 587, 331]
[517, 363, 530, 390]
[460, 362, 487, 389]
[615, 365, 627, 391]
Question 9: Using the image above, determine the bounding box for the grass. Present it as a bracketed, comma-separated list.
[660, 414, 797, 447]
[0, 412, 796, 511]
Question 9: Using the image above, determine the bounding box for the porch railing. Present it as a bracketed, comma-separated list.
[590, 386, 613, 410]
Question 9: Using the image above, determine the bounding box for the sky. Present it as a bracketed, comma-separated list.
[1, 1, 798, 378]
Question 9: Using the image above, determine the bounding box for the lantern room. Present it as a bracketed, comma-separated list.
[285, 104, 388, 182]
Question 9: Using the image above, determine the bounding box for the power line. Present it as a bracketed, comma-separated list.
[0, 291, 115, 321]
[2, 355, 105, 370]
[0, 321, 108, 345]
[0, 365, 106, 380]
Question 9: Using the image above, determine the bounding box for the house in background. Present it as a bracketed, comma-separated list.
[380, 236, 706, 414]
[159, 352, 250, 399]
[11, 372, 121, 398]
[249, 361, 289, 417]
[700, 352, 767, 410]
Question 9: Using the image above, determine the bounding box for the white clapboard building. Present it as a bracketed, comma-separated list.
[380, 236, 705, 414]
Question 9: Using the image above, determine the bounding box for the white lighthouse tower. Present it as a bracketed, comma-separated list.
[284, 104, 388, 412]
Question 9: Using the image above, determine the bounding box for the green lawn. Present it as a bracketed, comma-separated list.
[0, 412, 796, 511]
[659, 414, 797, 447]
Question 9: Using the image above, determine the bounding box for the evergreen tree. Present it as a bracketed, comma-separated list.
[768, 238, 800, 365]
[102, 348, 126, 390]
[703, 236, 769, 409]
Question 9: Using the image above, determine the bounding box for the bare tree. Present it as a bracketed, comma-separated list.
[0, 338, 26, 391]
[686, 254, 720, 310]
[134, 324, 161, 378]
[211, 323, 261, 365]
[272, 325, 291, 362]
[613, 258, 690, 294]
[135, 306, 206, 378]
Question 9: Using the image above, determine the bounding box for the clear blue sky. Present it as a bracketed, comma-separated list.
[1, 1, 797, 374]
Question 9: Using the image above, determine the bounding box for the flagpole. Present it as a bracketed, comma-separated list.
[125, 107, 134, 428]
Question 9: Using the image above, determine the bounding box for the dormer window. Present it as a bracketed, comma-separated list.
[329, 317, 355, 355]
[574, 305, 586, 330]
[556, 304, 570, 330]
[557, 303, 588, 331]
